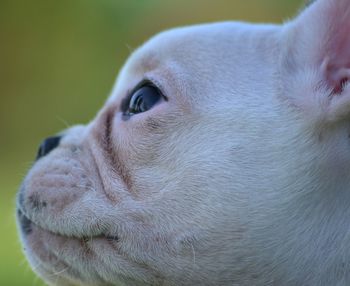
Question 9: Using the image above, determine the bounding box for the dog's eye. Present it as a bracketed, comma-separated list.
[123, 84, 163, 117]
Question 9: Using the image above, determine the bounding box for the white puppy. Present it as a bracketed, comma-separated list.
[16, 0, 350, 285]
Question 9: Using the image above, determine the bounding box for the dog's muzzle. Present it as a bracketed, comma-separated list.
[17, 135, 62, 234]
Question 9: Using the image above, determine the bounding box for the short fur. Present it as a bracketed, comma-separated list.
[17, 0, 350, 285]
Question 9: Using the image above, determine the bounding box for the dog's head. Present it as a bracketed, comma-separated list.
[17, 1, 350, 285]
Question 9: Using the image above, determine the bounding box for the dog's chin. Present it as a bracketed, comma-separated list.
[17, 210, 151, 286]
[17, 210, 106, 285]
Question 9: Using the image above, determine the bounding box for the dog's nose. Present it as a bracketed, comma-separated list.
[36, 135, 62, 160]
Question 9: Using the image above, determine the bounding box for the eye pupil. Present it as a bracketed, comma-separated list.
[126, 84, 162, 116]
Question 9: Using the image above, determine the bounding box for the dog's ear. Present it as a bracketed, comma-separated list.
[286, 0, 350, 123]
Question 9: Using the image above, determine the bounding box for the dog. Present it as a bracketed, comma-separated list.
[16, 0, 350, 285]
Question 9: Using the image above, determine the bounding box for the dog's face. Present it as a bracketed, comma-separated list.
[17, 1, 350, 285]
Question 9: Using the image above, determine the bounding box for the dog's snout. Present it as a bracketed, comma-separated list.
[36, 136, 62, 160]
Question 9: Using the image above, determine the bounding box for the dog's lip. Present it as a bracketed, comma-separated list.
[17, 208, 119, 241]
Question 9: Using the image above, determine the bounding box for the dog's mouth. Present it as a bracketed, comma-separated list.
[17, 206, 161, 286]
[17, 208, 119, 242]
[17, 208, 127, 286]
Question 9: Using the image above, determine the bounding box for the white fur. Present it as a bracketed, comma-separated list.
[17, 0, 350, 285]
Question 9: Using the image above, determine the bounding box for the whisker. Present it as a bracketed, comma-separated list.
[50, 266, 69, 277]
[124, 43, 134, 54]
[55, 116, 72, 130]
[190, 242, 196, 266]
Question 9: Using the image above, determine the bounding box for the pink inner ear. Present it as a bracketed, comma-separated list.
[297, 0, 350, 95]
[286, 0, 350, 123]
[324, 62, 350, 94]
[337, 77, 349, 94]
[319, 1, 350, 95]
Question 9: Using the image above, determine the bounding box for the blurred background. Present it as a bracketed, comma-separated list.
[1, 0, 303, 285]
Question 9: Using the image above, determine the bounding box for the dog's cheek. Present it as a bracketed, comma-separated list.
[112, 112, 177, 161]
[100, 94, 247, 280]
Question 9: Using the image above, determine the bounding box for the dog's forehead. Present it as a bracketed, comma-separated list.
[130, 24, 228, 71]
[108, 22, 281, 104]
[132, 22, 279, 67]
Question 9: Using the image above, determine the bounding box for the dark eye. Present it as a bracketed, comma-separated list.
[123, 84, 163, 117]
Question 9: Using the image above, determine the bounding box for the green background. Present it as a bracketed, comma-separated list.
[1, 0, 303, 285]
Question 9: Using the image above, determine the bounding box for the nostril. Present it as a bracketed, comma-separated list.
[36, 135, 62, 160]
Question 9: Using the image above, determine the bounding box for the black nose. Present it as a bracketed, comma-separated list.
[36, 136, 62, 160]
